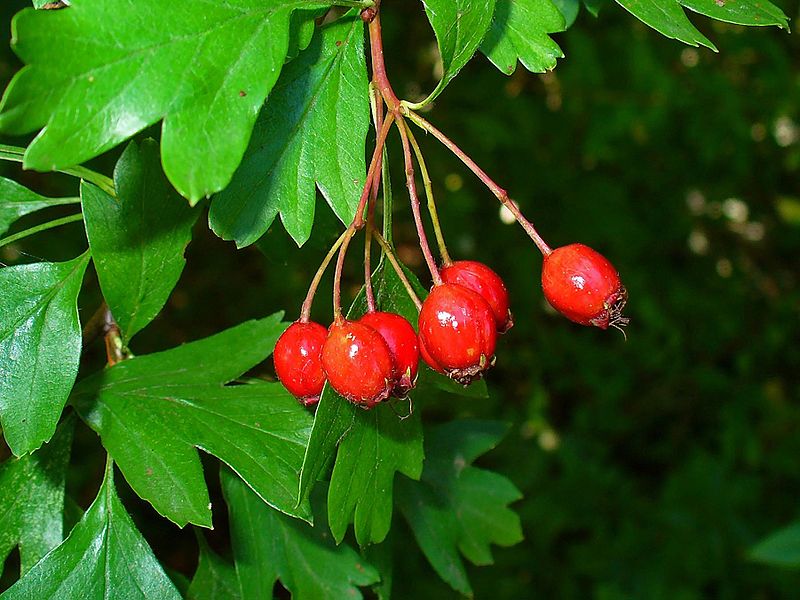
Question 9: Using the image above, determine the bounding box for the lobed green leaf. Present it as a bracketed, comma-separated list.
[71, 314, 314, 528]
[298, 262, 425, 547]
[0, 253, 89, 456]
[81, 139, 199, 343]
[222, 467, 379, 600]
[0, 460, 181, 600]
[396, 420, 523, 595]
[615, 0, 789, 51]
[0, 416, 73, 576]
[209, 15, 369, 247]
[187, 535, 242, 600]
[418, 0, 497, 106]
[0, 0, 331, 202]
[480, 0, 566, 75]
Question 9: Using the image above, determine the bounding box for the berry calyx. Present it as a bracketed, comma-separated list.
[541, 243, 629, 330]
[274, 321, 328, 406]
[417, 283, 497, 385]
[321, 319, 394, 408]
[440, 260, 513, 333]
[359, 311, 419, 397]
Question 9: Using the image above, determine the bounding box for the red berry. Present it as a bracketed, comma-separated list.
[321, 319, 394, 408]
[274, 321, 327, 406]
[418, 283, 497, 385]
[359, 311, 419, 397]
[441, 260, 513, 333]
[541, 243, 629, 330]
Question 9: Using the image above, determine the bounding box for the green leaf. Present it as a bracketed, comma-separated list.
[678, 0, 789, 28]
[614, 0, 789, 50]
[81, 139, 199, 343]
[582, 0, 606, 17]
[0, 460, 181, 600]
[419, 0, 497, 106]
[0, 416, 73, 575]
[552, 0, 581, 25]
[396, 420, 523, 595]
[363, 533, 393, 600]
[0, 253, 89, 456]
[71, 314, 314, 529]
[617, 0, 715, 48]
[187, 535, 241, 600]
[327, 399, 423, 546]
[0, 176, 78, 236]
[480, 0, 566, 75]
[209, 15, 368, 247]
[397, 477, 471, 592]
[222, 467, 379, 600]
[286, 8, 326, 61]
[0, 0, 331, 202]
[750, 521, 800, 568]
[298, 262, 424, 547]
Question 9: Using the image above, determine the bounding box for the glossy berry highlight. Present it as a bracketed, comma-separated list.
[418, 283, 497, 385]
[274, 321, 328, 406]
[441, 260, 513, 333]
[321, 319, 394, 408]
[359, 311, 419, 397]
[541, 243, 628, 330]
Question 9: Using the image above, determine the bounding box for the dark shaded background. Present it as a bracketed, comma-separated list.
[1, 0, 799, 597]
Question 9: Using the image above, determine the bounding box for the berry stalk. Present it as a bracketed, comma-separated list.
[365, 4, 400, 112]
[404, 124, 452, 266]
[397, 118, 443, 285]
[402, 108, 552, 256]
[373, 230, 423, 310]
[332, 111, 396, 319]
[300, 229, 348, 322]
[364, 84, 386, 313]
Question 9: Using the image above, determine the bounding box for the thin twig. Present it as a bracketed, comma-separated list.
[402, 108, 552, 256]
[396, 118, 442, 285]
[373, 231, 423, 311]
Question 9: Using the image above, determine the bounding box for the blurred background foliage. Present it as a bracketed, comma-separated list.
[1, 0, 799, 597]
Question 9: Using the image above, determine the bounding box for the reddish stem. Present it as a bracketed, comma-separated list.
[299, 230, 347, 322]
[404, 109, 553, 256]
[364, 93, 385, 313]
[333, 112, 396, 319]
[103, 308, 126, 366]
[373, 230, 423, 311]
[397, 117, 442, 285]
[367, 7, 400, 112]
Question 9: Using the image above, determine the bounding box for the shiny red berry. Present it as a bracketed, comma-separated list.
[541, 243, 629, 330]
[274, 321, 327, 406]
[359, 311, 419, 397]
[321, 319, 394, 408]
[418, 283, 497, 385]
[440, 260, 513, 333]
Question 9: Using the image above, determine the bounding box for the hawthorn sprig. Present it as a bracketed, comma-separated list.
[273, 0, 628, 408]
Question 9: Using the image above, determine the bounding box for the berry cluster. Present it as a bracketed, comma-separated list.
[276, 243, 625, 407]
[275, 259, 517, 406]
[273, 6, 628, 409]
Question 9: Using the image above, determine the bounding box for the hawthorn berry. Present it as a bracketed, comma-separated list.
[321, 319, 394, 408]
[541, 243, 629, 330]
[274, 321, 328, 406]
[359, 311, 419, 397]
[441, 260, 513, 333]
[418, 283, 497, 385]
